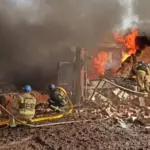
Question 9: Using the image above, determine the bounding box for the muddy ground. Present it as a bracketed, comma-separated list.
[0, 110, 150, 150]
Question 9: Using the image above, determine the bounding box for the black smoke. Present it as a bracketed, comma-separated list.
[0, 0, 121, 89]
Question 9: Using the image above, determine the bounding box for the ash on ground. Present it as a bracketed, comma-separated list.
[1, 103, 150, 150]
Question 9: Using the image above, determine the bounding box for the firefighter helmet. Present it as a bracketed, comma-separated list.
[48, 84, 56, 91]
[23, 85, 32, 93]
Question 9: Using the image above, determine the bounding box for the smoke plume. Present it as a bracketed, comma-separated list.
[116, 0, 150, 34]
[115, 0, 139, 32]
[0, 0, 121, 89]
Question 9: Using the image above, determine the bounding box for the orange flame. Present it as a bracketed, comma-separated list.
[114, 28, 139, 62]
[90, 51, 108, 79]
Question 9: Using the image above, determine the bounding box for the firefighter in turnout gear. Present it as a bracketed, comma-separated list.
[48, 84, 67, 112]
[136, 61, 150, 92]
[10, 85, 37, 127]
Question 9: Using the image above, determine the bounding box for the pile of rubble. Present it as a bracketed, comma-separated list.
[82, 93, 150, 127]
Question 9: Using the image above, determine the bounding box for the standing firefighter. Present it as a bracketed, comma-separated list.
[10, 85, 37, 127]
[48, 84, 67, 112]
[136, 61, 150, 92]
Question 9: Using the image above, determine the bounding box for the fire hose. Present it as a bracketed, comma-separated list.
[0, 104, 109, 128]
[0, 104, 78, 127]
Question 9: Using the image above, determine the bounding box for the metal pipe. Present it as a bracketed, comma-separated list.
[74, 47, 83, 105]
[89, 79, 102, 101]
[84, 49, 88, 100]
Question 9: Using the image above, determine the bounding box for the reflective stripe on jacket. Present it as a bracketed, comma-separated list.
[18, 93, 36, 117]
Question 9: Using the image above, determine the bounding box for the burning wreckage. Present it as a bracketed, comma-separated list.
[1, 28, 150, 128]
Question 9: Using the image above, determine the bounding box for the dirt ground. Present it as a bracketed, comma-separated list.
[0, 110, 150, 150]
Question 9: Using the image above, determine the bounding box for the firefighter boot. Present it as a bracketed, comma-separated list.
[10, 118, 16, 127]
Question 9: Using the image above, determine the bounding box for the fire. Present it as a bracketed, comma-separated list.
[114, 28, 139, 62]
[91, 51, 108, 78]
[89, 28, 139, 79]
[121, 52, 130, 62]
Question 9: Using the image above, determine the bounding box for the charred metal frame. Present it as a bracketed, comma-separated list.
[57, 44, 123, 104]
[57, 62, 74, 86]
[73, 48, 85, 104]
[57, 47, 89, 104]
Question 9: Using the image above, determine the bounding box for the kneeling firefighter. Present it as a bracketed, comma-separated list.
[48, 84, 68, 112]
[136, 61, 150, 92]
[10, 85, 37, 127]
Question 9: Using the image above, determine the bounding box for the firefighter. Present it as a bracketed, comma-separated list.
[136, 61, 150, 92]
[130, 60, 140, 79]
[48, 84, 67, 112]
[145, 63, 150, 92]
[10, 85, 37, 127]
